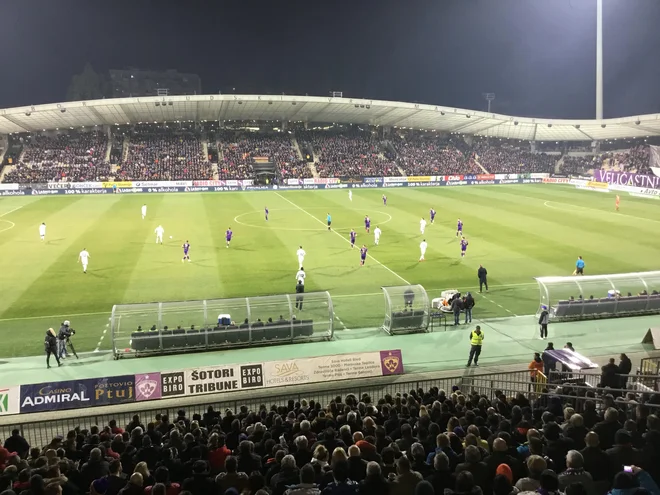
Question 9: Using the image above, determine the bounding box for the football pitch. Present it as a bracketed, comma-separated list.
[0, 184, 658, 359]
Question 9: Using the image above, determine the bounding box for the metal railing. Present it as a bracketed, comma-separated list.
[3, 368, 659, 448]
[639, 357, 660, 391]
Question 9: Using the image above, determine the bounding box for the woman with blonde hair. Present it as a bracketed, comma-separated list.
[311, 444, 329, 469]
[134, 461, 153, 486]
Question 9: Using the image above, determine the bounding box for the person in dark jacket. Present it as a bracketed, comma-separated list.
[580, 432, 611, 485]
[44, 328, 61, 369]
[358, 462, 389, 495]
[454, 446, 489, 494]
[538, 306, 550, 340]
[451, 295, 464, 326]
[321, 459, 358, 495]
[541, 343, 556, 377]
[601, 358, 620, 389]
[118, 473, 144, 495]
[477, 265, 488, 293]
[181, 460, 214, 495]
[425, 452, 455, 495]
[606, 430, 643, 474]
[4, 430, 29, 460]
[80, 448, 110, 490]
[445, 470, 483, 495]
[106, 459, 127, 495]
[618, 354, 632, 389]
[463, 293, 475, 324]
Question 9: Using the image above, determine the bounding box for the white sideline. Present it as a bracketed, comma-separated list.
[0, 206, 23, 217]
[275, 192, 411, 285]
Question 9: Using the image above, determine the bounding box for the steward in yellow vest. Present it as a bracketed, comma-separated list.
[467, 326, 483, 367]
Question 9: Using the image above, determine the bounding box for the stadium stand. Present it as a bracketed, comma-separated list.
[559, 156, 601, 176]
[217, 131, 310, 180]
[116, 128, 213, 181]
[298, 130, 400, 177]
[2, 365, 660, 495]
[3, 131, 112, 184]
[473, 141, 557, 174]
[394, 135, 481, 176]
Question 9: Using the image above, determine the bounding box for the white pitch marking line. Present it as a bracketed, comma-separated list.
[334, 314, 350, 331]
[0, 206, 24, 217]
[275, 192, 410, 285]
[0, 283, 538, 323]
[481, 294, 518, 316]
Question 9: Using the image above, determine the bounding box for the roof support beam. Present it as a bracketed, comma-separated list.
[388, 108, 426, 127]
[449, 117, 486, 133]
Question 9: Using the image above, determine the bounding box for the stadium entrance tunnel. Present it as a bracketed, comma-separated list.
[381, 285, 430, 335]
[535, 271, 660, 322]
[110, 292, 334, 358]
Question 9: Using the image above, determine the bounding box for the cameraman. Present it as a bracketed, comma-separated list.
[45, 328, 61, 368]
[58, 320, 73, 359]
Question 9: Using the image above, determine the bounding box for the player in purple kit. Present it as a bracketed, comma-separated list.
[364, 215, 371, 233]
[264, 206, 269, 221]
[182, 241, 191, 262]
[460, 237, 468, 257]
[225, 227, 233, 248]
[456, 218, 463, 237]
[382, 195, 387, 206]
[360, 245, 368, 266]
[350, 229, 357, 248]
[430, 208, 436, 224]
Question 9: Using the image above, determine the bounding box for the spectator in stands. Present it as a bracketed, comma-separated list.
[321, 459, 358, 494]
[594, 408, 623, 451]
[425, 452, 455, 494]
[515, 455, 546, 492]
[446, 471, 482, 495]
[215, 456, 247, 493]
[106, 459, 127, 495]
[118, 472, 143, 495]
[359, 461, 389, 495]
[606, 430, 643, 474]
[558, 450, 595, 495]
[3, 430, 29, 460]
[283, 463, 319, 495]
[81, 448, 109, 489]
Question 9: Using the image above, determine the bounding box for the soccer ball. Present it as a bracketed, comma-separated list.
[169, 236, 173, 239]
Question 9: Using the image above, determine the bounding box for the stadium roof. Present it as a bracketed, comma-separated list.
[2, 94, 660, 141]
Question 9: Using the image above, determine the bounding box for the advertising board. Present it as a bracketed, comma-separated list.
[0, 387, 20, 416]
[593, 170, 660, 190]
[20, 379, 94, 413]
[184, 365, 243, 396]
[135, 373, 162, 401]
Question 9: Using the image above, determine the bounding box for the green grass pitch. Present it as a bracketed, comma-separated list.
[0, 184, 658, 358]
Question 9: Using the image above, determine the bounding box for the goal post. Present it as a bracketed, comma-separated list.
[110, 291, 334, 358]
[381, 285, 430, 335]
[534, 271, 660, 321]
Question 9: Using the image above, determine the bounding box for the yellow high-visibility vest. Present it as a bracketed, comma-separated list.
[470, 331, 484, 346]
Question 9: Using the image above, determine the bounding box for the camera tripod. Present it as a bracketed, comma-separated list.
[66, 338, 79, 359]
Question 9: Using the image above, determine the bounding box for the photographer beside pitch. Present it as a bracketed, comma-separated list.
[44, 328, 61, 369]
[57, 320, 76, 360]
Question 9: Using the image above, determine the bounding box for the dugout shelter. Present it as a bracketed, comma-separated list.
[110, 292, 334, 358]
[381, 285, 430, 335]
[535, 271, 660, 321]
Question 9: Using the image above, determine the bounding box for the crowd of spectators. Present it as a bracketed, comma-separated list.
[473, 142, 557, 174]
[217, 132, 310, 180]
[394, 136, 481, 176]
[2, 370, 660, 495]
[298, 130, 399, 178]
[116, 129, 212, 181]
[599, 147, 650, 174]
[4, 132, 112, 184]
[559, 156, 601, 176]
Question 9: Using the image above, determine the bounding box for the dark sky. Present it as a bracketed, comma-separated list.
[1, 0, 659, 119]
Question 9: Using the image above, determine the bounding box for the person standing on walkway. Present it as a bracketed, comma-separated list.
[463, 292, 475, 324]
[466, 326, 484, 367]
[478, 265, 488, 293]
[539, 305, 549, 339]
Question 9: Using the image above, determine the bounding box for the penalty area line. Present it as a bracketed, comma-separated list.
[274, 192, 410, 285]
[0, 206, 24, 217]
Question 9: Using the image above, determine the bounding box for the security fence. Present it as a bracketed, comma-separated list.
[3, 368, 660, 448]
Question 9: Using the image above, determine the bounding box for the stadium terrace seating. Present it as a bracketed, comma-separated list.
[3, 131, 112, 184]
[395, 135, 481, 176]
[298, 130, 400, 177]
[560, 155, 602, 175]
[473, 141, 557, 174]
[217, 132, 310, 180]
[600, 146, 651, 174]
[116, 128, 212, 181]
[3, 365, 660, 495]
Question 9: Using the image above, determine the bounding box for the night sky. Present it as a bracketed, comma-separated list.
[1, 0, 659, 119]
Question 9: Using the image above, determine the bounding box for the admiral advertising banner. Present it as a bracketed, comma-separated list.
[20, 379, 95, 413]
[0, 387, 20, 416]
[593, 170, 660, 190]
[262, 350, 404, 388]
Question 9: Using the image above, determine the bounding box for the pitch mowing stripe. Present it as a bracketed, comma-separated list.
[275, 192, 411, 285]
[0, 206, 24, 217]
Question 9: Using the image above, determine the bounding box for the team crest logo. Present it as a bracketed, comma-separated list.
[136, 376, 157, 400]
[382, 352, 400, 373]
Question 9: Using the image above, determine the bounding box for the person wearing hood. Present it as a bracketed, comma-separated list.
[608, 466, 660, 495]
[528, 353, 544, 385]
[463, 293, 475, 324]
[44, 328, 61, 369]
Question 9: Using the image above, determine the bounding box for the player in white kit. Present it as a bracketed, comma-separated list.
[419, 239, 427, 261]
[374, 226, 381, 245]
[420, 218, 427, 235]
[296, 246, 306, 269]
[348, 190, 352, 202]
[78, 248, 90, 273]
[141, 204, 147, 220]
[155, 225, 164, 244]
[295, 267, 306, 285]
[39, 222, 46, 241]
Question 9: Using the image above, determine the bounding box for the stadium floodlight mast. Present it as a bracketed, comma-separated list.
[596, 0, 603, 119]
[482, 93, 495, 113]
